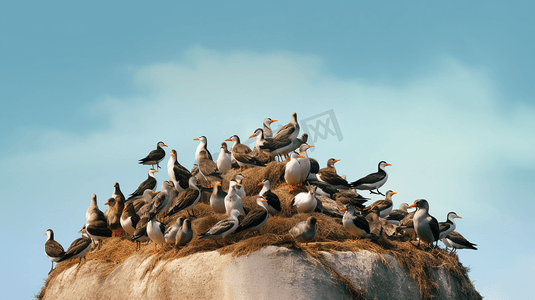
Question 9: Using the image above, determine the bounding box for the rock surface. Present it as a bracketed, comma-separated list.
[40, 246, 480, 300]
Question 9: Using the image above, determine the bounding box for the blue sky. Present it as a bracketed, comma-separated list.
[1, 1, 534, 299]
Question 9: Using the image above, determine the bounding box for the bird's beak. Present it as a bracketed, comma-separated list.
[386, 163, 392, 166]
[457, 215, 463, 219]
[217, 182, 222, 186]
[317, 220, 322, 223]
[104, 202, 110, 205]
[43, 233, 46, 236]
[123, 207, 128, 212]
[171, 152, 176, 157]
[248, 134, 257, 139]
[407, 203, 417, 209]
[258, 182, 264, 186]
[392, 192, 398, 195]
[271, 119, 278, 123]
[225, 138, 232, 141]
[236, 183, 242, 187]
[309, 145, 315, 148]
[261, 199, 268, 202]
[334, 159, 340, 162]
[163, 144, 168, 147]
[298, 155, 305, 158]
[340, 207, 347, 212]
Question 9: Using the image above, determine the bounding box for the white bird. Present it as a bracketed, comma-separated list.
[232, 174, 246, 199]
[262, 117, 278, 138]
[289, 216, 321, 245]
[194, 136, 212, 162]
[362, 190, 397, 218]
[258, 179, 281, 215]
[120, 202, 140, 236]
[217, 142, 232, 174]
[407, 199, 440, 248]
[199, 209, 242, 246]
[225, 182, 246, 216]
[285, 152, 304, 189]
[438, 212, 462, 240]
[147, 212, 166, 254]
[340, 204, 370, 239]
[164, 217, 185, 244]
[441, 231, 477, 254]
[297, 144, 314, 183]
[291, 184, 318, 213]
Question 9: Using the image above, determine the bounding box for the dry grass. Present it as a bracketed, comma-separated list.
[38, 162, 481, 300]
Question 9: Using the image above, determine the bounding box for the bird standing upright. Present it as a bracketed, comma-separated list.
[139, 141, 167, 169]
[44, 229, 65, 274]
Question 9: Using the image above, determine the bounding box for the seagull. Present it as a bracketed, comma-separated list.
[362, 190, 397, 218]
[194, 136, 213, 162]
[199, 209, 242, 246]
[232, 174, 246, 199]
[262, 117, 278, 138]
[127, 169, 158, 201]
[164, 217, 185, 244]
[258, 179, 281, 215]
[57, 232, 92, 264]
[407, 199, 440, 248]
[165, 177, 201, 218]
[441, 231, 477, 254]
[351, 161, 392, 196]
[285, 152, 304, 189]
[167, 149, 192, 192]
[43, 229, 65, 274]
[438, 212, 462, 240]
[316, 158, 352, 189]
[289, 216, 321, 245]
[297, 144, 314, 183]
[235, 197, 269, 235]
[225, 182, 246, 216]
[175, 219, 193, 248]
[217, 142, 232, 174]
[131, 214, 150, 251]
[120, 202, 140, 236]
[104, 196, 125, 237]
[210, 182, 228, 214]
[148, 180, 174, 215]
[225, 135, 265, 169]
[290, 184, 318, 213]
[139, 141, 167, 169]
[197, 149, 223, 183]
[112, 182, 125, 203]
[147, 212, 166, 254]
[340, 204, 371, 239]
[386, 203, 410, 225]
[273, 112, 300, 140]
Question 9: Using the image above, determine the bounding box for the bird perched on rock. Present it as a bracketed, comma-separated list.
[199, 209, 242, 246]
[362, 190, 397, 218]
[441, 231, 477, 254]
[225, 181, 247, 216]
[217, 142, 232, 174]
[164, 217, 184, 244]
[273, 112, 300, 140]
[351, 161, 391, 196]
[139, 141, 167, 169]
[85, 194, 112, 249]
[166, 176, 202, 217]
[285, 152, 304, 189]
[438, 212, 462, 240]
[289, 216, 321, 245]
[175, 219, 193, 248]
[167, 149, 192, 192]
[340, 204, 370, 239]
[291, 184, 318, 213]
[112, 182, 125, 203]
[121, 202, 140, 236]
[57, 232, 92, 264]
[43, 229, 65, 274]
[127, 169, 158, 201]
[104, 196, 125, 237]
[225, 135, 265, 169]
[297, 144, 314, 183]
[262, 117, 278, 138]
[258, 179, 281, 215]
[197, 149, 223, 184]
[386, 203, 410, 225]
[408, 199, 439, 248]
[316, 158, 352, 189]
[232, 174, 246, 198]
[131, 214, 150, 251]
[235, 197, 269, 235]
[210, 182, 227, 214]
[194, 136, 213, 162]
[147, 212, 166, 254]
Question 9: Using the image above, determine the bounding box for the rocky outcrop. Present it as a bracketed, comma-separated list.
[40, 246, 480, 300]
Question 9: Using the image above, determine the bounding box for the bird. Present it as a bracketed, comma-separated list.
[112, 182, 125, 203]
[232, 174, 246, 199]
[258, 131, 307, 161]
[297, 144, 314, 183]
[340, 204, 371, 239]
[248, 128, 275, 165]
[386, 203, 410, 225]
[165, 176, 201, 217]
[197, 149, 223, 183]
[332, 189, 369, 210]
[225, 181, 246, 216]
[217, 142, 232, 174]
[139, 141, 167, 169]
[284, 152, 304, 189]
[175, 219, 193, 248]
[362, 190, 397, 218]
[351, 161, 392, 196]
[396, 211, 417, 241]
[194, 136, 213, 162]
[262, 117, 278, 138]
[86, 193, 106, 224]
[273, 112, 300, 140]
[290, 184, 318, 213]
[131, 214, 150, 251]
[438, 212, 462, 240]
[167, 149, 193, 192]
[198, 209, 242, 246]
[225, 135, 265, 169]
[84, 194, 112, 249]
[289, 216, 321, 245]
[148, 180, 174, 215]
[127, 169, 158, 201]
[316, 158, 352, 189]
[120, 202, 140, 236]
[43, 229, 66, 274]
[57, 232, 92, 264]
[210, 182, 228, 214]
[164, 217, 185, 244]
[407, 199, 440, 248]
[104, 196, 125, 237]
[441, 231, 477, 254]
[147, 212, 166, 254]
[235, 197, 269, 235]
[258, 179, 281, 215]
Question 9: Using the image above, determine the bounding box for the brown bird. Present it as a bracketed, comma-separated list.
[104, 196, 125, 237]
[43, 229, 65, 274]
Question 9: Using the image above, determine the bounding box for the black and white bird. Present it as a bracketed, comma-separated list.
[127, 169, 158, 201]
[297, 144, 314, 184]
[362, 190, 397, 218]
[199, 209, 242, 246]
[217, 142, 232, 174]
[340, 204, 370, 239]
[386, 203, 410, 225]
[289, 216, 321, 245]
[175, 219, 193, 248]
[194, 136, 213, 162]
[85, 194, 112, 249]
[407, 199, 440, 248]
[164, 217, 185, 244]
[273, 112, 300, 140]
[139, 141, 167, 169]
[262, 117, 278, 138]
[147, 212, 166, 254]
[165, 177, 201, 217]
[43, 229, 65, 274]
[235, 197, 269, 235]
[131, 214, 150, 251]
[316, 158, 352, 189]
[232, 174, 247, 199]
[167, 149, 192, 192]
[438, 212, 462, 240]
[225, 135, 265, 169]
[225, 181, 246, 216]
[258, 179, 281, 215]
[351, 161, 391, 196]
[210, 182, 227, 214]
[121, 202, 140, 236]
[57, 232, 92, 264]
[441, 231, 477, 254]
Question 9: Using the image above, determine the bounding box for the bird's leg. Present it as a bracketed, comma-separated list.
[153, 243, 158, 254]
[376, 189, 385, 196]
